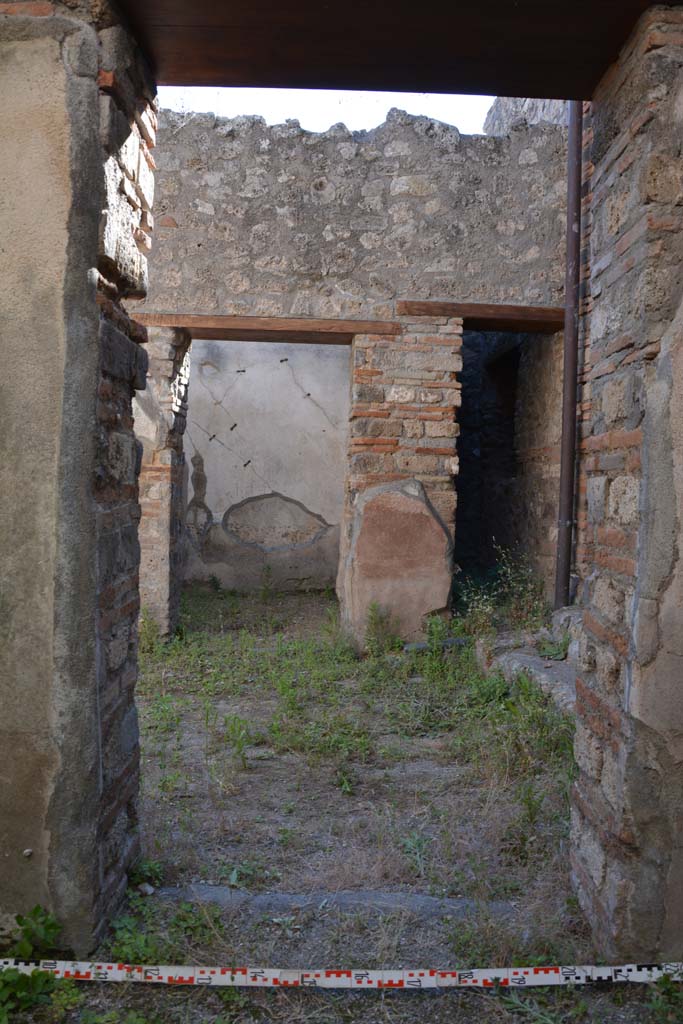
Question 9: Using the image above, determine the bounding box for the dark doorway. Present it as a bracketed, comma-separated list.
[454, 331, 526, 575]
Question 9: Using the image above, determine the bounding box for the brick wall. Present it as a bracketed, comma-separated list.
[93, 22, 157, 939]
[135, 327, 191, 635]
[348, 314, 462, 530]
[572, 6, 683, 958]
[338, 315, 461, 642]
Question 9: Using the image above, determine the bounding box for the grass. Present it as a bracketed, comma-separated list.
[13, 576, 667, 1022]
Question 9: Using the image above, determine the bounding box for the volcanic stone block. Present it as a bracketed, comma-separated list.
[338, 479, 453, 646]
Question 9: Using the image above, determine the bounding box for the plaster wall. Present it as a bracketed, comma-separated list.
[183, 338, 350, 590]
[0, 29, 73, 935]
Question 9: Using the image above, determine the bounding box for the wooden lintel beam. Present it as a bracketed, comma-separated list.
[135, 312, 401, 341]
[190, 328, 354, 346]
[396, 301, 565, 334]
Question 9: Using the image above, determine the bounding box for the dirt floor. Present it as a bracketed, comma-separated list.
[14, 586, 677, 1023]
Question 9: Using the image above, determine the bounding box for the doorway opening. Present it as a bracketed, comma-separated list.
[183, 337, 350, 594]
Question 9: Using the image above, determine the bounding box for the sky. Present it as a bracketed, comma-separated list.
[158, 87, 496, 135]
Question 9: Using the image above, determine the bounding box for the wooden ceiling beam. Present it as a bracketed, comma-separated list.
[118, 0, 682, 99]
[396, 301, 565, 334]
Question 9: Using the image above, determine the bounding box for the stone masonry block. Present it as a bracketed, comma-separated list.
[608, 475, 639, 525]
[100, 319, 148, 388]
[587, 476, 608, 523]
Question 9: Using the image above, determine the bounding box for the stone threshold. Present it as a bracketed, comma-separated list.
[158, 884, 513, 922]
[474, 607, 583, 714]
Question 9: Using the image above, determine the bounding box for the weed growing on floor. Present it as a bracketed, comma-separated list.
[495, 544, 548, 631]
[457, 576, 498, 636]
[0, 906, 62, 1023]
[499, 991, 590, 1022]
[223, 712, 253, 769]
[138, 608, 162, 656]
[365, 600, 402, 656]
[537, 632, 570, 661]
[454, 545, 549, 635]
[129, 583, 594, 1017]
[128, 859, 164, 888]
[219, 858, 281, 889]
[399, 830, 432, 877]
[106, 894, 229, 967]
[259, 564, 274, 602]
[81, 1012, 160, 1024]
[647, 973, 683, 1023]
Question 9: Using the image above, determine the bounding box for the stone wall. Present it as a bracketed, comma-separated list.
[181, 338, 350, 592]
[572, 6, 683, 959]
[484, 97, 569, 136]
[0, 0, 155, 951]
[136, 107, 567, 321]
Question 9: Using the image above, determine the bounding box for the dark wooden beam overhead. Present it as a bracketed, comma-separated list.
[136, 312, 401, 344]
[397, 301, 565, 334]
[117, 1, 683, 99]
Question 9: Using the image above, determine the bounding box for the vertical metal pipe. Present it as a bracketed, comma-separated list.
[554, 99, 583, 610]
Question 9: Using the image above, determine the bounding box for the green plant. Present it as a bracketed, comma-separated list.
[6, 905, 61, 959]
[458, 576, 498, 636]
[220, 858, 281, 890]
[259, 564, 274, 602]
[0, 969, 56, 1023]
[128, 858, 164, 888]
[499, 992, 585, 1022]
[364, 601, 401, 657]
[335, 767, 355, 795]
[107, 910, 168, 965]
[501, 780, 546, 865]
[168, 901, 224, 946]
[496, 544, 548, 631]
[223, 712, 252, 769]
[45, 978, 84, 1021]
[648, 973, 683, 1023]
[209, 573, 222, 592]
[216, 987, 252, 1012]
[81, 1012, 160, 1024]
[138, 607, 161, 655]
[0, 906, 62, 1024]
[537, 632, 570, 661]
[159, 769, 183, 794]
[400, 830, 431, 877]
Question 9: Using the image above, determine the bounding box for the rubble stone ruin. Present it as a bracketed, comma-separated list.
[2, 0, 683, 970]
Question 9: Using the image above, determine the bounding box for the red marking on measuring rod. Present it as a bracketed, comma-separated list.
[1, 960, 682, 990]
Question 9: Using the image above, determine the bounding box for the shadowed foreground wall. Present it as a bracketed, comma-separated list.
[0, 2, 156, 952]
[183, 338, 350, 591]
[572, 7, 683, 958]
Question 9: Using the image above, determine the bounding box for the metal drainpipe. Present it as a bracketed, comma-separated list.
[554, 99, 584, 610]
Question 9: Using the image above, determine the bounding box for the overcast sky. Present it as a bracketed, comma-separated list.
[158, 87, 495, 135]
